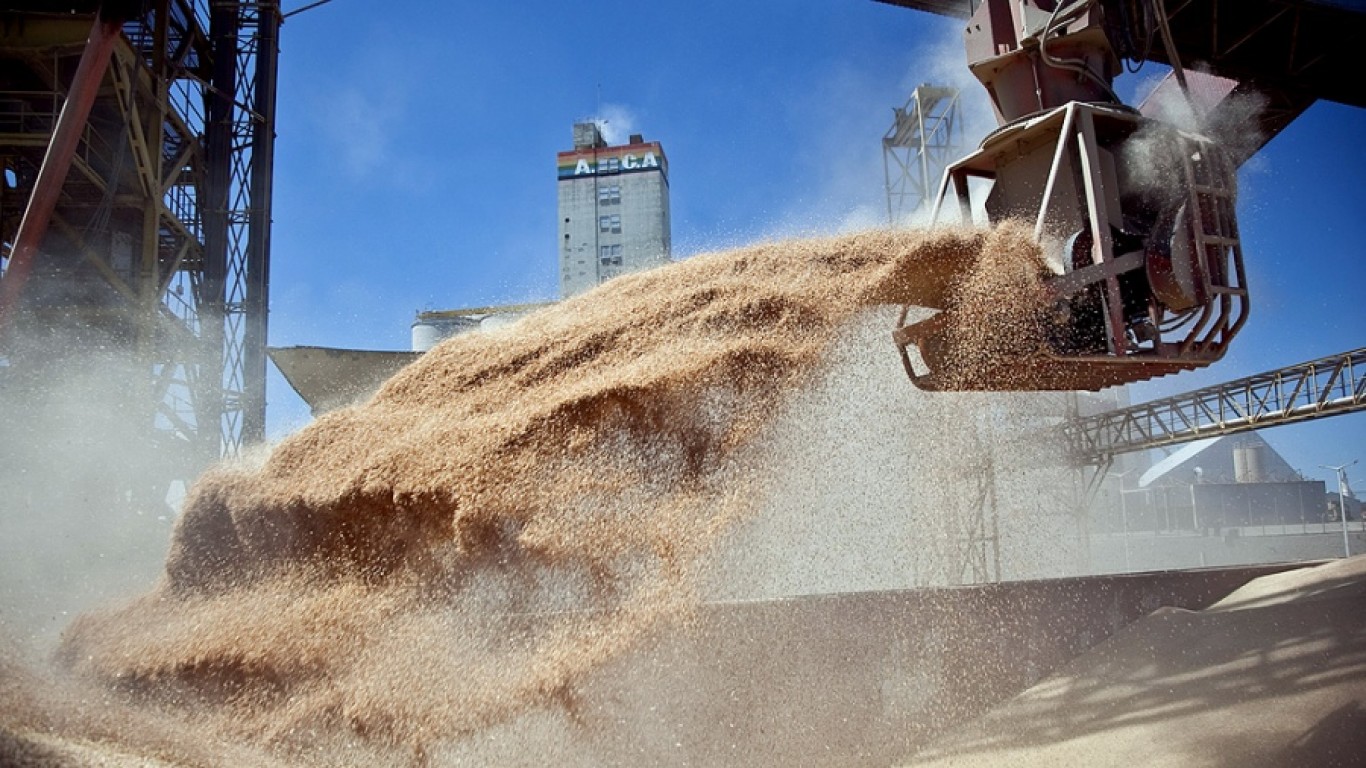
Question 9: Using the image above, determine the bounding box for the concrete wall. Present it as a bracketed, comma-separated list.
[617, 167, 670, 273]
[558, 173, 599, 297]
[1090, 528, 1365, 573]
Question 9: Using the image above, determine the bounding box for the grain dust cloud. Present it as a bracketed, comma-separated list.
[0, 349, 180, 650]
[2, 223, 1080, 765]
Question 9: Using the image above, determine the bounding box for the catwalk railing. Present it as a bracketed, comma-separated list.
[1063, 348, 1366, 464]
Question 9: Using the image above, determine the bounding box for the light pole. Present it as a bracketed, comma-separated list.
[1113, 468, 1139, 571]
[1320, 460, 1358, 558]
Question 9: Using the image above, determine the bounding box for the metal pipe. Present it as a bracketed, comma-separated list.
[1321, 461, 1358, 558]
[282, 0, 334, 19]
[927, 163, 954, 226]
[917, 89, 931, 220]
[1151, 0, 1200, 120]
[0, 12, 123, 332]
[1033, 103, 1079, 241]
[1039, 0, 1120, 103]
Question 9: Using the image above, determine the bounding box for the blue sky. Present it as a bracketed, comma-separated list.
[264, 0, 1364, 489]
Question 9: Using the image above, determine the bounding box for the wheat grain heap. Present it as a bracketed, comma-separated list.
[46, 223, 1046, 762]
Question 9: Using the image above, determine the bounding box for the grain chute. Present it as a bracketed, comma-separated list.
[892, 0, 1249, 391]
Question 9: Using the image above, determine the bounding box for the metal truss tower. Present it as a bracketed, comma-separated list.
[206, 0, 280, 452]
[0, 1, 278, 510]
[882, 84, 962, 227]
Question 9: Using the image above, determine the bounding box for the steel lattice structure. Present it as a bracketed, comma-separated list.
[0, 1, 277, 508]
[882, 84, 962, 226]
[1063, 348, 1366, 465]
[206, 0, 280, 452]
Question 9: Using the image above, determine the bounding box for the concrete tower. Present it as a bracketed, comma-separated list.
[556, 122, 671, 298]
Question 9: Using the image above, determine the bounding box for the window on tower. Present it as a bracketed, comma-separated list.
[599, 244, 622, 266]
[599, 214, 621, 234]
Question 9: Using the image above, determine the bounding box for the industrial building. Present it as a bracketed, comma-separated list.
[271, 121, 675, 414]
[1122, 433, 1328, 531]
[557, 122, 670, 298]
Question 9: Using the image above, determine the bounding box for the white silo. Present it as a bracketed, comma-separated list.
[411, 314, 479, 352]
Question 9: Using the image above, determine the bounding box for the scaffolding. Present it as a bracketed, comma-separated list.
[882, 84, 962, 227]
[0, 2, 279, 509]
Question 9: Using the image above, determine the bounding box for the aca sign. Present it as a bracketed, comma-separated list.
[572, 151, 661, 176]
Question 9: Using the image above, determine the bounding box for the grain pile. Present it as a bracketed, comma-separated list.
[33, 223, 1047, 763]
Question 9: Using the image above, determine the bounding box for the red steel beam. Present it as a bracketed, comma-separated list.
[0, 12, 123, 332]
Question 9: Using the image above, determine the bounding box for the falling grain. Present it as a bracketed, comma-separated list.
[30, 223, 1048, 763]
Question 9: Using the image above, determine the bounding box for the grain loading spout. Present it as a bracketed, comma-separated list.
[893, 0, 1248, 391]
